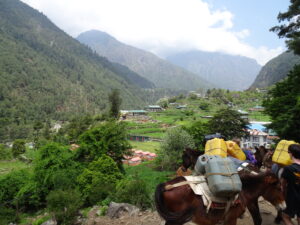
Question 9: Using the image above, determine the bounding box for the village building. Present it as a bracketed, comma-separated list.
[128, 157, 142, 166]
[189, 91, 204, 98]
[201, 115, 213, 119]
[140, 151, 151, 160]
[129, 135, 151, 142]
[52, 123, 62, 132]
[176, 105, 187, 109]
[133, 150, 143, 157]
[145, 105, 163, 112]
[237, 109, 249, 121]
[70, 144, 80, 151]
[120, 110, 147, 117]
[249, 105, 265, 112]
[148, 153, 157, 160]
[241, 129, 268, 148]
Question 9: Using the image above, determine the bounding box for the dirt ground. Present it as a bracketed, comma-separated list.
[86, 199, 285, 225]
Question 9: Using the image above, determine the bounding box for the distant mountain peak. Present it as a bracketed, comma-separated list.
[77, 30, 118, 45]
[77, 29, 213, 91]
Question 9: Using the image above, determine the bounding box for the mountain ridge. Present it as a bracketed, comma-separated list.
[250, 51, 300, 89]
[166, 50, 261, 91]
[77, 30, 213, 91]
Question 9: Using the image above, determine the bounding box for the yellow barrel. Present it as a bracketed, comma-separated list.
[205, 138, 227, 158]
[272, 140, 296, 166]
[226, 141, 246, 161]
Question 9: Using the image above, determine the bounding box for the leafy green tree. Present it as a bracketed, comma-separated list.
[270, 0, 300, 55]
[77, 155, 123, 205]
[263, 65, 300, 142]
[184, 120, 209, 150]
[75, 121, 132, 170]
[34, 143, 82, 200]
[108, 89, 122, 119]
[157, 98, 168, 108]
[155, 127, 195, 170]
[208, 108, 249, 140]
[63, 115, 93, 143]
[264, 0, 300, 142]
[199, 102, 209, 111]
[43, 120, 51, 140]
[12, 139, 26, 158]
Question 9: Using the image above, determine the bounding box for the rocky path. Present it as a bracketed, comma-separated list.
[86, 199, 283, 225]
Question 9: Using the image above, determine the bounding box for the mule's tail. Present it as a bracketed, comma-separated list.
[154, 182, 194, 224]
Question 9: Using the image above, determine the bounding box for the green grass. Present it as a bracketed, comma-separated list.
[129, 141, 161, 152]
[0, 160, 31, 176]
[124, 161, 173, 194]
[128, 127, 163, 134]
[248, 111, 270, 121]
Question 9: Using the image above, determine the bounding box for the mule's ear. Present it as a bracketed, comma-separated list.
[264, 175, 277, 184]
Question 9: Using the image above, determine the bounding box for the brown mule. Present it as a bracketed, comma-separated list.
[155, 172, 286, 225]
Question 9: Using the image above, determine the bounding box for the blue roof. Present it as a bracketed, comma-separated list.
[247, 123, 266, 132]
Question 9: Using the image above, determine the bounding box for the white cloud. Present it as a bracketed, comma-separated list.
[21, 0, 284, 65]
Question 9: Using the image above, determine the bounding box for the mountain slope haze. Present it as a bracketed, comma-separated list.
[166, 50, 261, 91]
[77, 30, 213, 91]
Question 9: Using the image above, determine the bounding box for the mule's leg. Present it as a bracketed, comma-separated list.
[274, 209, 282, 224]
[247, 201, 262, 225]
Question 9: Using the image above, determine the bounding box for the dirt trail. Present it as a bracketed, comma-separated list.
[86, 199, 284, 225]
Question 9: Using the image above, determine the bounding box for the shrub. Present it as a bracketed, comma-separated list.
[32, 215, 51, 225]
[99, 206, 108, 216]
[113, 176, 152, 209]
[0, 206, 16, 225]
[34, 143, 82, 200]
[46, 189, 83, 225]
[0, 144, 12, 160]
[16, 179, 42, 210]
[12, 139, 26, 158]
[77, 155, 123, 205]
[199, 102, 209, 111]
[155, 127, 195, 170]
[0, 169, 31, 207]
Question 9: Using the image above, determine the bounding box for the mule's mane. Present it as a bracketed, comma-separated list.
[184, 148, 203, 157]
[240, 171, 275, 187]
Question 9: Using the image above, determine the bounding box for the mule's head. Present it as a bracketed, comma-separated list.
[182, 149, 193, 170]
[182, 148, 203, 170]
[262, 173, 286, 210]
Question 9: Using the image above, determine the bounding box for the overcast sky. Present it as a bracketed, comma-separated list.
[21, 0, 290, 65]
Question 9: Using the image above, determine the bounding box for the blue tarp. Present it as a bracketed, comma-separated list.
[247, 123, 266, 132]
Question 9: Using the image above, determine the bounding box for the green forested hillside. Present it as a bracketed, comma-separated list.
[250, 51, 300, 89]
[0, 0, 151, 141]
[77, 30, 213, 91]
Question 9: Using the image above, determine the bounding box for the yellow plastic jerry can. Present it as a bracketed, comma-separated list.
[205, 138, 227, 158]
[226, 141, 246, 161]
[272, 140, 296, 166]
